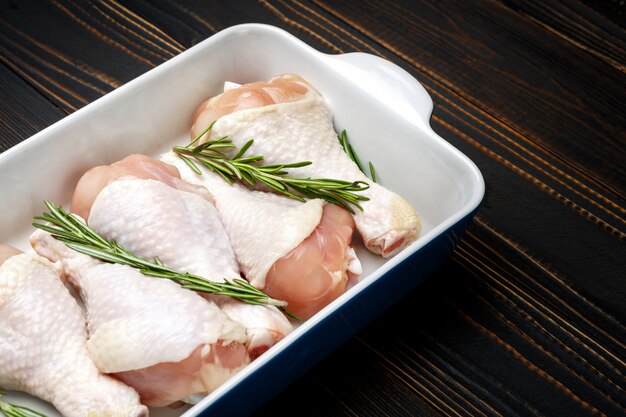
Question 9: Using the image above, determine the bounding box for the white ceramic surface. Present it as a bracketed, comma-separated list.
[0, 24, 484, 416]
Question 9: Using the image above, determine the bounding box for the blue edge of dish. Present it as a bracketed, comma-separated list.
[199, 208, 479, 416]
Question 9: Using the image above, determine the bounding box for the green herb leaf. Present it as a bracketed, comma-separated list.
[33, 202, 289, 310]
[337, 130, 377, 183]
[173, 133, 369, 214]
[0, 391, 47, 417]
[369, 161, 377, 183]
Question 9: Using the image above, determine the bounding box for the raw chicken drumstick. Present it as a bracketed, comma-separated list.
[0, 244, 147, 417]
[71, 155, 292, 359]
[192, 74, 421, 257]
[30, 232, 249, 407]
[161, 151, 362, 320]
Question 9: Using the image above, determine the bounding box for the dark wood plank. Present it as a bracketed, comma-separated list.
[503, 0, 626, 71]
[581, 0, 626, 27]
[0, 62, 65, 152]
[0, 0, 183, 112]
[119, 0, 343, 54]
[0, 0, 344, 112]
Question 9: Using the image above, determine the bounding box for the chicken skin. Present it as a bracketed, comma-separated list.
[30, 231, 249, 407]
[0, 245, 147, 417]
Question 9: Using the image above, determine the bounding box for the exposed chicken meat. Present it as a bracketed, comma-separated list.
[115, 342, 247, 406]
[0, 246, 147, 416]
[31, 230, 248, 407]
[265, 204, 357, 318]
[192, 74, 421, 257]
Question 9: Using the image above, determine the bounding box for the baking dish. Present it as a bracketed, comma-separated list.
[0, 24, 484, 416]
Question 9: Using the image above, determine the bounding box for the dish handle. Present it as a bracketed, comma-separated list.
[323, 52, 433, 126]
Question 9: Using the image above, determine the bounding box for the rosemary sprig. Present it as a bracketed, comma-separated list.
[173, 127, 370, 214]
[338, 130, 377, 183]
[0, 392, 47, 417]
[338, 129, 364, 173]
[32, 201, 287, 308]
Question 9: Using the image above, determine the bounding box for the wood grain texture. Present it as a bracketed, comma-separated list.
[0, 62, 65, 151]
[504, 0, 626, 71]
[0, 1, 624, 416]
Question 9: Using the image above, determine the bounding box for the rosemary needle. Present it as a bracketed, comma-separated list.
[369, 161, 377, 183]
[0, 392, 47, 417]
[32, 201, 287, 309]
[173, 126, 370, 214]
[338, 130, 377, 183]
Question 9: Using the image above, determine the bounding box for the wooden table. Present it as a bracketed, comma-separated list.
[1, 1, 624, 416]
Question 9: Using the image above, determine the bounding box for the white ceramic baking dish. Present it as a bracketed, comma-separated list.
[0, 24, 484, 416]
